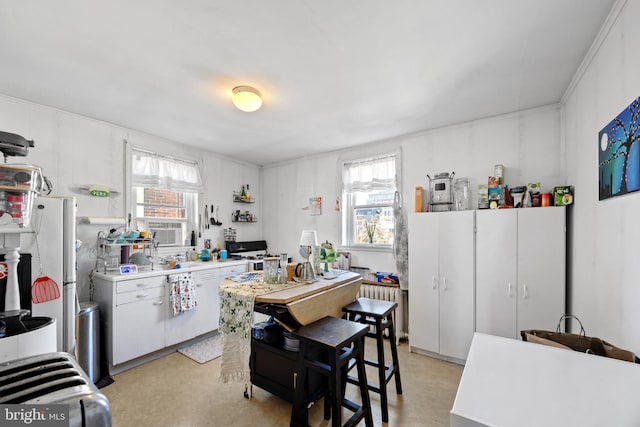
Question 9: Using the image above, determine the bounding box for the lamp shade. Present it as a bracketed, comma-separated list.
[299, 230, 318, 247]
[232, 86, 262, 112]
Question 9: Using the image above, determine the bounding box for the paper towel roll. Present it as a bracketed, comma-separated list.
[80, 216, 126, 225]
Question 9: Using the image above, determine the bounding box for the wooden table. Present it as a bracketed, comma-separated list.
[218, 271, 362, 386]
[244, 271, 362, 401]
[253, 271, 362, 327]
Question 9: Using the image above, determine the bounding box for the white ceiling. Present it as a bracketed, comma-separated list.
[0, 0, 615, 166]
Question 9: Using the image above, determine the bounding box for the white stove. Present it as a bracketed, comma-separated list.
[226, 240, 267, 269]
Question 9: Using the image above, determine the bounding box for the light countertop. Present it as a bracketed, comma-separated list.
[92, 259, 248, 281]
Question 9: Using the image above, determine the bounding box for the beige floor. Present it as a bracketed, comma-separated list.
[102, 339, 463, 427]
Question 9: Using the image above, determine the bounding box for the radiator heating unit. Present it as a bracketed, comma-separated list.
[357, 283, 407, 340]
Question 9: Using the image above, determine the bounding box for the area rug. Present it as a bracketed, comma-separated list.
[177, 334, 223, 364]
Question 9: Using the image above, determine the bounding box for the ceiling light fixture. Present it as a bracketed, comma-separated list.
[232, 86, 262, 112]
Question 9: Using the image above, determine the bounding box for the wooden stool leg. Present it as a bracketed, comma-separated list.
[324, 390, 331, 420]
[355, 337, 373, 427]
[375, 317, 390, 423]
[331, 350, 342, 427]
[387, 312, 403, 395]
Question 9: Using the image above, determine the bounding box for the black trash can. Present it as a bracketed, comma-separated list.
[75, 302, 100, 383]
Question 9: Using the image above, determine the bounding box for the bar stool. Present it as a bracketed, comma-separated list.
[290, 316, 373, 427]
[342, 297, 403, 423]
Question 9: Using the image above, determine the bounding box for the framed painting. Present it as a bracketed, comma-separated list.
[599, 96, 640, 200]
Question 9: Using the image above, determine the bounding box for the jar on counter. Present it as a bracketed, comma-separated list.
[454, 178, 471, 211]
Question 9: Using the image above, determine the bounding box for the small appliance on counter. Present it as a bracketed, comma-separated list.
[427, 172, 454, 212]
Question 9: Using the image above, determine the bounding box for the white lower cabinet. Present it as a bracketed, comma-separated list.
[93, 262, 246, 369]
[113, 296, 166, 365]
[408, 211, 475, 363]
[475, 207, 566, 339]
[109, 276, 166, 365]
[165, 269, 221, 346]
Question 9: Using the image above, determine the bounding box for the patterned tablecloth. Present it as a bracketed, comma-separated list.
[218, 275, 299, 384]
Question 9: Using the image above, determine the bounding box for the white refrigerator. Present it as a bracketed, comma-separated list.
[20, 196, 77, 353]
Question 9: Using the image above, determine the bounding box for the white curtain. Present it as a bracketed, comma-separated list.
[131, 149, 203, 192]
[342, 155, 397, 192]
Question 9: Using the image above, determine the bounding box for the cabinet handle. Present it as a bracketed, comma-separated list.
[196, 284, 204, 287]
[507, 283, 513, 297]
[153, 300, 164, 306]
[432, 276, 438, 290]
[136, 283, 147, 287]
[136, 293, 149, 298]
[442, 276, 448, 291]
[522, 284, 528, 299]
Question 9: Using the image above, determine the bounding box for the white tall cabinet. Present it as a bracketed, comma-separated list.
[408, 211, 475, 363]
[475, 207, 566, 339]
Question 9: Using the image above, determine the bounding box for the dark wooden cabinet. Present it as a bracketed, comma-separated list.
[250, 338, 324, 402]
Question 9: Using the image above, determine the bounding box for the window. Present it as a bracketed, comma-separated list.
[131, 148, 202, 245]
[342, 154, 398, 247]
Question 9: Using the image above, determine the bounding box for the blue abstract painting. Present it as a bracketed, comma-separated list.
[599, 96, 640, 200]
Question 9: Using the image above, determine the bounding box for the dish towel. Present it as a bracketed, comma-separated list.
[393, 190, 409, 290]
[218, 278, 299, 386]
[168, 272, 197, 315]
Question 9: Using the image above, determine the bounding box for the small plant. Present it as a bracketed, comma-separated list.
[362, 209, 382, 244]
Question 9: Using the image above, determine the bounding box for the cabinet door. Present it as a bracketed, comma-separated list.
[408, 213, 440, 353]
[517, 207, 566, 334]
[438, 211, 475, 360]
[476, 209, 518, 339]
[113, 297, 165, 364]
[192, 269, 220, 336]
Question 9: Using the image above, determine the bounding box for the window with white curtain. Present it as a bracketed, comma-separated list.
[131, 148, 202, 246]
[342, 154, 398, 247]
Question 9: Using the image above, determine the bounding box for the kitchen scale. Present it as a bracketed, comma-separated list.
[118, 264, 138, 275]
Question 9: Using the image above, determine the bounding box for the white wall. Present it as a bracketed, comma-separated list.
[0, 94, 262, 301]
[563, 0, 640, 353]
[263, 105, 564, 280]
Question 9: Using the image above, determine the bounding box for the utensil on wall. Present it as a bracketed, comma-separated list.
[216, 206, 222, 225]
[30, 211, 60, 303]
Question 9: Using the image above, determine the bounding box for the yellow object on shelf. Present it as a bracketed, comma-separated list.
[88, 185, 110, 197]
[415, 186, 423, 212]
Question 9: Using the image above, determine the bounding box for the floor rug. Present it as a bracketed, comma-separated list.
[177, 334, 223, 364]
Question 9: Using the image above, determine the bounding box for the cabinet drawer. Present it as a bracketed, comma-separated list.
[117, 286, 165, 305]
[219, 264, 247, 279]
[116, 276, 166, 294]
[192, 269, 218, 285]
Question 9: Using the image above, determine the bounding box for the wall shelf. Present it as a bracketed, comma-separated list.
[233, 196, 255, 203]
